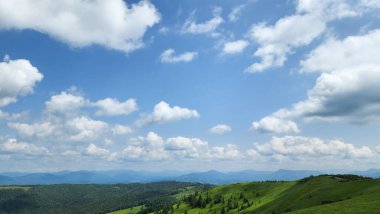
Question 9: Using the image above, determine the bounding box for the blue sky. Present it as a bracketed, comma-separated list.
[1, 0, 380, 172]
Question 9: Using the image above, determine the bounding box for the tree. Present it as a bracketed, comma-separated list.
[221, 207, 226, 214]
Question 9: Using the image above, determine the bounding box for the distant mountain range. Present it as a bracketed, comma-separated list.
[1, 169, 379, 185]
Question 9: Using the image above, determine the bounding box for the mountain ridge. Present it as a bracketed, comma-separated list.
[1, 169, 380, 185]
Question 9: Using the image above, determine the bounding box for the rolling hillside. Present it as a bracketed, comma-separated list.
[0, 182, 211, 214]
[174, 175, 380, 214]
[112, 175, 380, 214]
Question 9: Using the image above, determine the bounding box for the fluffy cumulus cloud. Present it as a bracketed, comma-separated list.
[0, 0, 160, 53]
[209, 124, 232, 134]
[111, 124, 132, 135]
[251, 116, 299, 134]
[104, 132, 240, 162]
[222, 40, 249, 55]
[252, 29, 380, 131]
[8, 122, 55, 138]
[208, 144, 240, 160]
[86, 144, 111, 157]
[5, 88, 136, 150]
[8, 117, 132, 144]
[247, 136, 373, 161]
[160, 49, 198, 63]
[0, 110, 24, 121]
[136, 101, 199, 126]
[119, 132, 168, 161]
[283, 30, 380, 123]
[45, 91, 87, 114]
[45, 90, 139, 118]
[0, 57, 43, 107]
[246, 0, 357, 73]
[165, 137, 209, 159]
[66, 116, 108, 142]
[0, 138, 49, 156]
[93, 98, 138, 116]
[182, 7, 223, 36]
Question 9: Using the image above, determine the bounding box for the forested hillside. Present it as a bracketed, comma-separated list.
[0, 182, 211, 214]
[1, 175, 380, 214]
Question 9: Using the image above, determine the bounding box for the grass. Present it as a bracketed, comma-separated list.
[109, 205, 145, 214]
[108, 175, 380, 214]
[172, 181, 296, 214]
[0, 186, 31, 190]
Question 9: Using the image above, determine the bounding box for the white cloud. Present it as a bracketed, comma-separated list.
[376, 145, 380, 153]
[361, 0, 380, 7]
[0, 0, 160, 53]
[222, 40, 249, 55]
[121, 145, 146, 160]
[208, 144, 240, 160]
[182, 7, 223, 35]
[118, 132, 240, 161]
[301, 30, 380, 74]
[246, 0, 358, 73]
[160, 49, 198, 63]
[46, 90, 139, 118]
[8, 122, 55, 138]
[86, 144, 110, 156]
[0, 110, 25, 121]
[93, 98, 138, 116]
[0, 57, 43, 107]
[248, 136, 373, 160]
[251, 116, 300, 134]
[209, 124, 232, 134]
[66, 116, 108, 142]
[228, 5, 246, 22]
[271, 30, 380, 123]
[166, 136, 208, 151]
[0, 138, 49, 155]
[136, 101, 199, 126]
[45, 91, 87, 114]
[111, 124, 132, 135]
[247, 14, 325, 73]
[119, 131, 168, 161]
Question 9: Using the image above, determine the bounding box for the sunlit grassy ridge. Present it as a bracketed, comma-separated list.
[180, 175, 380, 214]
[112, 175, 380, 214]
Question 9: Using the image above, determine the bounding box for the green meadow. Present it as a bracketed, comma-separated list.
[111, 175, 380, 214]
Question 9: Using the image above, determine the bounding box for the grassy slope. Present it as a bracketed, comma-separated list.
[109, 175, 380, 214]
[110, 205, 145, 214]
[172, 181, 295, 214]
[171, 175, 380, 214]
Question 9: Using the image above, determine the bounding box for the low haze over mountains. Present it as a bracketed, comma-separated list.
[1, 169, 380, 185]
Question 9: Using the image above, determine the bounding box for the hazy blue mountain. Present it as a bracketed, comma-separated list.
[174, 169, 322, 184]
[0, 175, 13, 185]
[0, 169, 378, 185]
[351, 169, 380, 178]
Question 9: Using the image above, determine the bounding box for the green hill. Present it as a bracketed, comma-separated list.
[112, 175, 380, 214]
[1, 175, 379, 213]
